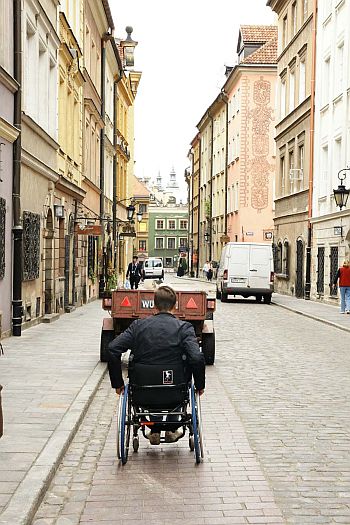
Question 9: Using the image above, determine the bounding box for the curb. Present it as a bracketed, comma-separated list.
[272, 301, 350, 335]
[0, 363, 107, 525]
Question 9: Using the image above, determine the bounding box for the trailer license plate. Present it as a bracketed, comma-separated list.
[231, 277, 245, 283]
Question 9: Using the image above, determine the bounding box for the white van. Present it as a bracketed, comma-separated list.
[143, 257, 164, 281]
[216, 242, 274, 303]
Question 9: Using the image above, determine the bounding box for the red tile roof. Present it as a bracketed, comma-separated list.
[242, 35, 278, 64]
[240, 25, 278, 44]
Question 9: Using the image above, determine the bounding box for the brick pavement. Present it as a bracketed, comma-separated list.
[0, 301, 106, 525]
[215, 298, 350, 524]
[32, 369, 284, 525]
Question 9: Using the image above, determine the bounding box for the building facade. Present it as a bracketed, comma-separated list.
[268, 0, 315, 298]
[21, 0, 61, 326]
[148, 206, 189, 270]
[0, 0, 20, 338]
[224, 26, 277, 247]
[188, 134, 200, 277]
[132, 175, 150, 261]
[311, 0, 350, 303]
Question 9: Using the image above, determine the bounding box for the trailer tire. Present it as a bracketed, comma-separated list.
[100, 329, 114, 362]
[202, 333, 215, 365]
[221, 291, 228, 302]
[263, 294, 272, 305]
[216, 287, 221, 300]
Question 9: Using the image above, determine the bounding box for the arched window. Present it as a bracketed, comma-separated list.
[283, 240, 289, 276]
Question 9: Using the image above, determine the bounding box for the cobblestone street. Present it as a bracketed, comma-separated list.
[28, 279, 350, 525]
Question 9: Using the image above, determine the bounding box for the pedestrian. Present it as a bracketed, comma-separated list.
[207, 262, 213, 282]
[108, 286, 205, 445]
[202, 260, 210, 280]
[333, 259, 350, 314]
[177, 260, 184, 277]
[126, 256, 142, 289]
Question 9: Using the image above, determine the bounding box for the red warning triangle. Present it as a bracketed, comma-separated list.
[120, 296, 132, 307]
[186, 297, 197, 309]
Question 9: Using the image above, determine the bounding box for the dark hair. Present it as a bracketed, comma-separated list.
[154, 286, 177, 312]
[133, 256, 138, 260]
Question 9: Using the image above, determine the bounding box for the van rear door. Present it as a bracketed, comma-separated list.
[229, 244, 250, 287]
[248, 245, 271, 289]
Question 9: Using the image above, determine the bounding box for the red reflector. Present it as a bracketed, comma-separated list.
[186, 297, 197, 309]
[207, 300, 216, 309]
[223, 269, 228, 280]
[120, 296, 132, 307]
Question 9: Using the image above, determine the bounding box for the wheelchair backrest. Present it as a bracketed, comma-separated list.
[129, 362, 188, 409]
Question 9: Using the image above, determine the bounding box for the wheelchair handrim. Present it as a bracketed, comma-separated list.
[191, 384, 200, 464]
[196, 391, 204, 459]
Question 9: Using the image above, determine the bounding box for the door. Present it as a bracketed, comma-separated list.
[228, 245, 250, 288]
[295, 239, 304, 298]
[248, 246, 271, 290]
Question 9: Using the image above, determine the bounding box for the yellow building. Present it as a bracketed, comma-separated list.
[188, 134, 201, 277]
[115, 34, 141, 278]
[132, 175, 150, 261]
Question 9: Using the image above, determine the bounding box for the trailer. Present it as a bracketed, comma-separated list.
[100, 289, 216, 365]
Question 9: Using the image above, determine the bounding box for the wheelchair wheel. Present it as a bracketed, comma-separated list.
[190, 384, 201, 464]
[120, 384, 131, 465]
[196, 391, 204, 459]
[116, 391, 124, 460]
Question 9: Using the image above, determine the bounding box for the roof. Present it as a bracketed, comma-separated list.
[101, 0, 114, 30]
[241, 35, 278, 64]
[132, 176, 150, 198]
[240, 25, 277, 44]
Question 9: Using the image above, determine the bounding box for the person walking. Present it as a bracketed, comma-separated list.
[126, 256, 142, 289]
[202, 261, 210, 280]
[207, 262, 213, 282]
[333, 259, 350, 314]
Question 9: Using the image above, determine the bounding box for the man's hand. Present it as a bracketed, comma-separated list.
[116, 385, 125, 395]
[197, 389, 205, 396]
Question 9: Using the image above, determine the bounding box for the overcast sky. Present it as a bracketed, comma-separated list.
[111, 1, 276, 199]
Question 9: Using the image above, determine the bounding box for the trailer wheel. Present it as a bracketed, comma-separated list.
[202, 332, 215, 365]
[100, 329, 114, 362]
[216, 287, 221, 300]
[221, 291, 228, 302]
[263, 294, 272, 305]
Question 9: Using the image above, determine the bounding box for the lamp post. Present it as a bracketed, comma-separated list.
[333, 169, 350, 211]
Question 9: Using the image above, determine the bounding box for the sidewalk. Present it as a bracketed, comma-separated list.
[0, 301, 106, 525]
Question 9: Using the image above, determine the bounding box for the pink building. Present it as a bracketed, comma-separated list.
[224, 26, 277, 244]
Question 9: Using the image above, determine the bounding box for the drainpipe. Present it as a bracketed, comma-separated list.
[209, 112, 214, 262]
[113, 74, 123, 269]
[197, 137, 201, 277]
[304, 0, 317, 300]
[12, 0, 22, 336]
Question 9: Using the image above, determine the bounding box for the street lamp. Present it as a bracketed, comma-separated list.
[120, 26, 138, 68]
[204, 232, 210, 243]
[333, 168, 350, 210]
[126, 204, 135, 221]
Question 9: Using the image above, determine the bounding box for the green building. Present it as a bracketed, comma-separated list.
[148, 205, 189, 270]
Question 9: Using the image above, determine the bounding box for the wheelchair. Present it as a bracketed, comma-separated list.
[116, 361, 204, 465]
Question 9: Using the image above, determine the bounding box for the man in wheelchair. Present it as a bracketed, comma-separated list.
[108, 285, 205, 446]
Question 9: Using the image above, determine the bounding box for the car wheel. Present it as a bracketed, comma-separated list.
[255, 295, 262, 303]
[263, 294, 272, 304]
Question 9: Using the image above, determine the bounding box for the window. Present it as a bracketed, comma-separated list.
[323, 57, 330, 105]
[156, 219, 164, 229]
[168, 219, 176, 229]
[302, 0, 308, 22]
[139, 240, 146, 251]
[167, 237, 176, 249]
[139, 222, 147, 232]
[283, 241, 289, 276]
[280, 156, 286, 195]
[283, 16, 288, 48]
[298, 144, 304, 191]
[299, 59, 306, 103]
[179, 238, 188, 248]
[336, 43, 344, 93]
[280, 78, 286, 118]
[180, 220, 188, 229]
[155, 237, 164, 249]
[139, 203, 147, 214]
[292, 2, 297, 36]
[276, 241, 283, 273]
[289, 70, 295, 112]
[165, 257, 172, 267]
[320, 144, 328, 197]
[236, 89, 240, 112]
[23, 211, 41, 281]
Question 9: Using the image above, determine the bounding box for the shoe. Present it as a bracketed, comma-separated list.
[346, 311, 350, 314]
[148, 432, 160, 445]
[165, 430, 182, 443]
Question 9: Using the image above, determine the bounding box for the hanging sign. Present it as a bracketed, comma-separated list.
[76, 224, 102, 236]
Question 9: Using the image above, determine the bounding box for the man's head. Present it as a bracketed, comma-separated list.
[133, 256, 138, 263]
[343, 259, 349, 268]
[154, 286, 177, 313]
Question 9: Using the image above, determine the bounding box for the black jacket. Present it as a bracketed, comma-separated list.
[126, 262, 142, 280]
[108, 312, 205, 390]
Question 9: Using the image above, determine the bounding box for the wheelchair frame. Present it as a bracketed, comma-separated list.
[116, 382, 204, 465]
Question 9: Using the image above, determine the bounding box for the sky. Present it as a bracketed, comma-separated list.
[111, 1, 276, 200]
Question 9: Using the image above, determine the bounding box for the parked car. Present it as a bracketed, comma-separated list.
[143, 257, 164, 280]
[216, 242, 274, 303]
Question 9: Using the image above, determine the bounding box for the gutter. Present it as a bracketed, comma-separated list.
[305, 0, 317, 300]
[12, 0, 23, 336]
